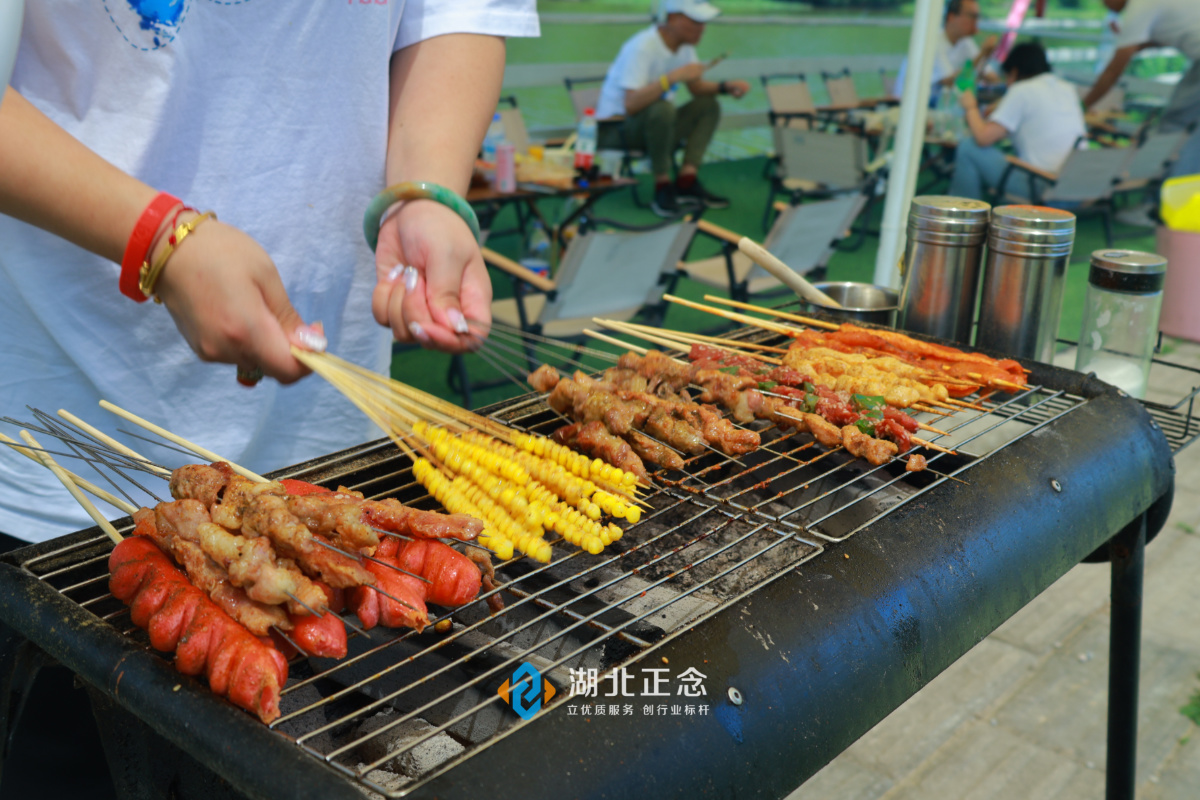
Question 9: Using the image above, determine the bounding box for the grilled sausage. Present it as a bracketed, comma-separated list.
[376, 538, 481, 608]
[108, 537, 287, 723]
[347, 555, 429, 633]
[289, 581, 348, 659]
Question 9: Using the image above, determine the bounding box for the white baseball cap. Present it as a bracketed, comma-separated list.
[660, 0, 721, 23]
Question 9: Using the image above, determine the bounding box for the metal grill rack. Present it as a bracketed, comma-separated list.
[0, 321, 1189, 800]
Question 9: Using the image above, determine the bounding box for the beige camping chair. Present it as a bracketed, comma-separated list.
[484, 221, 697, 340]
[563, 75, 607, 124]
[997, 140, 1136, 245]
[681, 194, 869, 302]
[496, 96, 532, 154]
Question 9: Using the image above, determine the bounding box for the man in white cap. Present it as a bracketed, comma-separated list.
[1084, 0, 1200, 181]
[596, 0, 749, 217]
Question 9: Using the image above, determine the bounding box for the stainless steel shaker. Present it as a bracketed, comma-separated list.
[898, 196, 991, 344]
[975, 205, 1076, 363]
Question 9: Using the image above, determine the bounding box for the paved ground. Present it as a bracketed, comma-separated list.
[788, 340, 1200, 800]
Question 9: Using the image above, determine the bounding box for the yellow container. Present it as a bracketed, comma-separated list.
[1161, 174, 1200, 234]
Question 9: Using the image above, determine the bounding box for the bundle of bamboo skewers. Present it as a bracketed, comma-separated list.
[291, 348, 645, 564]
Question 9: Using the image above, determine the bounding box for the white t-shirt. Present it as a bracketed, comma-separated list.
[0, 1, 538, 543]
[990, 73, 1087, 173]
[896, 30, 981, 95]
[596, 26, 699, 120]
[1116, 0, 1200, 61]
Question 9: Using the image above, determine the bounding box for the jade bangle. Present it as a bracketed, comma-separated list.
[362, 181, 481, 252]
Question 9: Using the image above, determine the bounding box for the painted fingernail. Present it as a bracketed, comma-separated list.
[408, 321, 428, 341]
[293, 324, 328, 353]
[447, 308, 470, 335]
[404, 265, 419, 292]
[387, 264, 405, 283]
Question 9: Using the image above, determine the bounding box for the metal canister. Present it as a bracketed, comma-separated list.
[898, 196, 991, 344]
[1074, 249, 1167, 399]
[975, 205, 1076, 362]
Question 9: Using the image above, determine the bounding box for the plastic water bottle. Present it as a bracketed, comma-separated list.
[955, 59, 976, 94]
[520, 221, 552, 280]
[574, 107, 597, 173]
[482, 112, 504, 167]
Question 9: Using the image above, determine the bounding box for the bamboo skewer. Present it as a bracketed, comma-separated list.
[20, 430, 124, 544]
[595, 319, 785, 366]
[0, 432, 139, 515]
[605, 321, 787, 354]
[911, 437, 957, 455]
[701, 294, 839, 330]
[56, 409, 172, 478]
[99, 400, 268, 483]
[665, 294, 802, 337]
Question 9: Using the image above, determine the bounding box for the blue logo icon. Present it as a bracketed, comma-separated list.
[498, 662, 557, 721]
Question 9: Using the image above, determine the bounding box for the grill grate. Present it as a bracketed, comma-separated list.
[11, 328, 1122, 798]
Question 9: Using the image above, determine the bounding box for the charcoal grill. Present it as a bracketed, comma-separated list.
[0, 322, 1183, 800]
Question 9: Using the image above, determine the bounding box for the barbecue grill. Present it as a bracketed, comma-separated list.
[0, 320, 1185, 800]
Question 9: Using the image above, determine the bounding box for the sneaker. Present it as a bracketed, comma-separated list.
[676, 179, 730, 210]
[651, 185, 689, 218]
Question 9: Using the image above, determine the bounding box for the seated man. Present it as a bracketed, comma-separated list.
[896, 0, 998, 104]
[950, 42, 1086, 201]
[595, 0, 749, 217]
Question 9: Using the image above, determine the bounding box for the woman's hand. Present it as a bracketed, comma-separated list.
[958, 89, 979, 113]
[371, 199, 491, 352]
[153, 216, 313, 383]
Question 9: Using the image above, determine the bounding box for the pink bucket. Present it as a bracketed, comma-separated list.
[1158, 226, 1200, 342]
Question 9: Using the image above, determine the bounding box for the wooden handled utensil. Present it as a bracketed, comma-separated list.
[737, 237, 843, 308]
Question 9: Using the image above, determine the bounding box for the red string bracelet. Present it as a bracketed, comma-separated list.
[120, 192, 181, 302]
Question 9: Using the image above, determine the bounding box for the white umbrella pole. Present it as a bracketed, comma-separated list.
[873, 0, 943, 289]
[0, 0, 22, 89]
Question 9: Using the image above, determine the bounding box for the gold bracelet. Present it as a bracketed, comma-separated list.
[659, 74, 670, 92]
[139, 211, 217, 303]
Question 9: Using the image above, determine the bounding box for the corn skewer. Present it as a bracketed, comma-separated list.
[290, 348, 647, 563]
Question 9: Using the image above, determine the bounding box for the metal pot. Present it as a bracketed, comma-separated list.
[801, 282, 899, 327]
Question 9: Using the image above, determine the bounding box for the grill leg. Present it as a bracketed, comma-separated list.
[1106, 512, 1145, 800]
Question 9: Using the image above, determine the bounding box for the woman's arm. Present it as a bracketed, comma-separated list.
[0, 88, 156, 261]
[372, 33, 507, 352]
[0, 88, 310, 383]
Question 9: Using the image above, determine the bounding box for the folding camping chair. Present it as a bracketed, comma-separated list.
[680, 194, 869, 302]
[563, 75, 606, 124]
[996, 140, 1135, 246]
[1112, 127, 1193, 198]
[451, 221, 697, 406]
[496, 95, 532, 154]
[763, 126, 881, 232]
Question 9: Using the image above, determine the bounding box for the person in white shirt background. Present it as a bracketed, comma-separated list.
[1084, 0, 1200, 181]
[950, 41, 1087, 201]
[595, 0, 750, 217]
[896, 0, 998, 104]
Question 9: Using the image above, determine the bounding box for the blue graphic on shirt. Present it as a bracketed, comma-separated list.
[104, 0, 190, 51]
